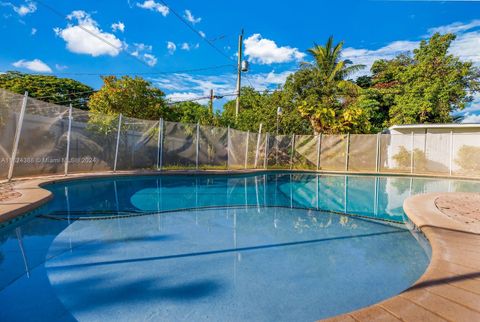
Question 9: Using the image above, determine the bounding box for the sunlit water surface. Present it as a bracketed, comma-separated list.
[2, 172, 477, 321]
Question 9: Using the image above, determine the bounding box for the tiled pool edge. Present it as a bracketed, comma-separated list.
[2, 171, 480, 321]
[324, 193, 480, 322]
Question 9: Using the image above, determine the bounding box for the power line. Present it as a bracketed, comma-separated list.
[158, 0, 234, 62]
[3, 64, 236, 77]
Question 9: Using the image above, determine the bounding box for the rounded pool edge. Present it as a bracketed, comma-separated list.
[2, 170, 480, 321]
[322, 193, 480, 322]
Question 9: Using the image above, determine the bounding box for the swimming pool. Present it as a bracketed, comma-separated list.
[1, 172, 478, 321]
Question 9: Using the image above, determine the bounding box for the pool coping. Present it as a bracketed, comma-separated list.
[1, 170, 480, 321]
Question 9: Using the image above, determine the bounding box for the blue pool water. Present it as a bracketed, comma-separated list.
[1, 172, 478, 321]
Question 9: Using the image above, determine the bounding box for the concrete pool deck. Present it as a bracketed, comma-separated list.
[1, 171, 480, 321]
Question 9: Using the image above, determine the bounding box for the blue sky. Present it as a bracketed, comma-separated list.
[1, 0, 480, 118]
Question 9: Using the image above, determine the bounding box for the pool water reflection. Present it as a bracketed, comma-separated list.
[0, 172, 477, 321]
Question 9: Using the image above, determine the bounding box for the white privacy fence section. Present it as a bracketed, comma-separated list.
[1, 88, 480, 180]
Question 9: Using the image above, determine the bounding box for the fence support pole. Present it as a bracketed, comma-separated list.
[410, 131, 414, 174]
[345, 133, 350, 172]
[195, 122, 200, 170]
[316, 134, 322, 171]
[227, 126, 230, 170]
[264, 133, 269, 169]
[290, 134, 295, 169]
[375, 133, 381, 173]
[449, 130, 453, 176]
[156, 118, 164, 170]
[113, 114, 123, 172]
[7, 91, 28, 181]
[254, 123, 263, 168]
[64, 104, 73, 176]
[244, 131, 250, 169]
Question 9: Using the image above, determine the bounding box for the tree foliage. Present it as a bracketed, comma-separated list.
[170, 101, 216, 125]
[88, 76, 170, 120]
[220, 87, 311, 135]
[286, 36, 372, 134]
[0, 71, 93, 109]
[370, 34, 480, 125]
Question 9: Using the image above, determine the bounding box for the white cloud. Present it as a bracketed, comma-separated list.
[461, 113, 480, 123]
[184, 9, 201, 24]
[428, 20, 480, 35]
[143, 53, 157, 67]
[166, 92, 206, 103]
[54, 10, 123, 57]
[55, 64, 68, 71]
[13, 59, 52, 73]
[167, 41, 176, 55]
[2, 1, 37, 16]
[342, 20, 480, 78]
[199, 31, 206, 38]
[152, 70, 292, 102]
[244, 34, 305, 65]
[342, 40, 419, 78]
[31, 27, 36, 35]
[181, 43, 190, 51]
[450, 31, 480, 64]
[136, 0, 169, 16]
[111, 21, 125, 33]
[131, 43, 157, 66]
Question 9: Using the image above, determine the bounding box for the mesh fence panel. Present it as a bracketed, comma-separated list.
[255, 133, 267, 169]
[162, 121, 196, 168]
[6, 89, 480, 178]
[228, 128, 248, 169]
[452, 133, 480, 177]
[246, 132, 260, 168]
[293, 135, 318, 170]
[319, 135, 347, 171]
[267, 135, 293, 168]
[116, 117, 159, 171]
[348, 134, 377, 172]
[413, 133, 451, 175]
[0, 90, 24, 179]
[198, 125, 228, 169]
[68, 109, 119, 173]
[379, 134, 412, 173]
[12, 97, 69, 177]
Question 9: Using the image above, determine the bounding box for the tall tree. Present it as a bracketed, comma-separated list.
[88, 76, 170, 120]
[371, 34, 480, 125]
[287, 36, 370, 134]
[0, 71, 93, 109]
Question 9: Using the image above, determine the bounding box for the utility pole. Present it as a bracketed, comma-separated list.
[209, 89, 214, 114]
[235, 29, 244, 119]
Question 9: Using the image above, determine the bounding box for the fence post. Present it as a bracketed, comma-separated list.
[345, 133, 350, 172]
[264, 133, 269, 169]
[227, 126, 230, 170]
[7, 91, 28, 181]
[290, 134, 295, 169]
[316, 134, 322, 171]
[410, 131, 414, 174]
[244, 131, 250, 169]
[156, 118, 164, 170]
[113, 114, 123, 172]
[449, 130, 453, 176]
[195, 122, 200, 170]
[64, 104, 73, 176]
[254, 123, 263, 168]
[375, 133, 381, 173]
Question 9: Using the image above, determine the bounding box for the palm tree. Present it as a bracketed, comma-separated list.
[302, 36, 364, 83]
[296, 36, 366, 133]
